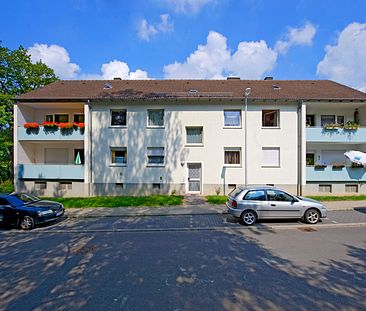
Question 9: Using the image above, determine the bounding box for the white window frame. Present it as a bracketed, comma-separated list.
[110, 147, 127, 166]
[224, 147, 242, 167]
[262, 147, 280, 168]
[147, 109, 165, 128]
[185, 126, 204, 146]
[110, 109, 127, 127]
[147, 147, 165, 166]
[262, 110, 280, 128]
[223, 110, 242, 128]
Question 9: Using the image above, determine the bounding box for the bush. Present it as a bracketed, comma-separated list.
[0, 180, 14, 193]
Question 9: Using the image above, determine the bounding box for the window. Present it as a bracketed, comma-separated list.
[346, 184, 358, 193]
[267, 190, 293, 202]
[54, 114, 69, 123]
[262, 110, 279, 127]
[111, 147, 127, 165]
[224, 148, 241, 165]
[337, 116, 344, 126]
[224, 110, 241, 127]
[111, 110, 127, 126]
[320, 115, 344, 127]
[147, 147, 165, 165]
[319, 184, 332, 193]
[186, 127, 203, 144]
[115, 183, 124, 189]
[59, 182, 72, 190]
[45, 115, 53, 122]
[148, 109, 164, 127]
[244, 190, 266, 201]
[306, 153, 315, 166]
[153, 183, 161, 189]
[34, 181, 47, 190]
[74, 114, 85, 123]
[306, 115, 315, 127]
[262, 147, 280, 167]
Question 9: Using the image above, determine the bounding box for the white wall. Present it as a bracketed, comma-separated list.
[90, 100, 299, 193]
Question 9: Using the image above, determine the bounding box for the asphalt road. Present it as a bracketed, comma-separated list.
[1, 212, 366, 311]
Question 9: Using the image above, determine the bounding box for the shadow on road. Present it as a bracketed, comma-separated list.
[0, 216, 365, 310]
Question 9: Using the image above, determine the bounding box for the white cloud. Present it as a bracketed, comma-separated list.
[100, 60, 149, 80]
[228, 41, 277, 79]
[317, 23, 366, 92]
[168, 0, 215, 13]
[275, 22, 317, 54]
[28, 43, 80, 79]
[164, 31, 277, 79]
[138, 14, 173, 41]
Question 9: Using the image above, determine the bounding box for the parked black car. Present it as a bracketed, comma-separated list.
[0, 193, 65, 230]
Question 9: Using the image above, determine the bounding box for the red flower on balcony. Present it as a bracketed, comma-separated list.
[24, 122, 39, 129]
[77, 123, 85, 129]
[58, 122, 74, 129]
[42, 122, 58, 128]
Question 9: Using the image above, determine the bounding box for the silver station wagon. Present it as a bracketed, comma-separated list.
[227, 186, 327, 225]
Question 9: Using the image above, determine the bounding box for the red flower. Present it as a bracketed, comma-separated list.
[24, 122, 39, 129]
[78, 123, 85, 129]
[42, 122, 58, 128]
[58, 122, 74, 129]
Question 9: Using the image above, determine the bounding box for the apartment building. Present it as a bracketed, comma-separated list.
[14, 79, 366, 197]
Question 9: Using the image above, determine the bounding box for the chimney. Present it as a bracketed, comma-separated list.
[114, 77, 122, 80]
[264, 76, 273, 80]
[227, 77, 240, 80]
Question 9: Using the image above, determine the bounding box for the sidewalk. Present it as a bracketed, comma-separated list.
[64, 200, 366, 218]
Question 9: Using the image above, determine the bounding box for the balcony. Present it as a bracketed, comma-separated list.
[306, 127, 366, 143]
[18, 164, 84, 180]
[18, 127, 84, 141]
[306, 166, 366, 182]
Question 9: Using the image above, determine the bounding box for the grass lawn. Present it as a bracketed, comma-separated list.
[206, 195, 366, 204]
[44, 195, 183, 208]
[206, 196, 227, 204]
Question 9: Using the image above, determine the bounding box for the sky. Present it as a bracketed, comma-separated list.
[1, 0, 366, 91]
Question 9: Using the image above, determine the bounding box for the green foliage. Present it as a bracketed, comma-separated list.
[43, 195, 184, 208]
[0, 180, 14, 193]
[0, 43, 57, 181]
[308, 196, 366, 201]
[206, 195, 227, 204]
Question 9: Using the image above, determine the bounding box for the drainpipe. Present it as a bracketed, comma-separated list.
[297, 101, 303, 196]
[88, 100, 93, 196]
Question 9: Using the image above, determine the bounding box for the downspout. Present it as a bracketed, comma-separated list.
[88, 100, 93, 196]
[297, 101, 303, 196]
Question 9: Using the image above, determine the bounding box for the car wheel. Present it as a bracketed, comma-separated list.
[241, 210, 257, 226]
[19, 216, 35, 230]
[304, 209, 320, 224]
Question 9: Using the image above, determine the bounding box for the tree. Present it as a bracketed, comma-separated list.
[0, 43, 58, 182]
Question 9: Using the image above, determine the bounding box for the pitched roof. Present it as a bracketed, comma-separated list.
[16, 79, 366, 101]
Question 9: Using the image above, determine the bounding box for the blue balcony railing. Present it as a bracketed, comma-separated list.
[18, 164, 84, 180]
[306, 166, 366, 182]
[18, 127, 84, 141]
[306, 127, 366, 143]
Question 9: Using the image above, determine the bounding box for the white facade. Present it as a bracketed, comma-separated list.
[13, 83, 366, 197]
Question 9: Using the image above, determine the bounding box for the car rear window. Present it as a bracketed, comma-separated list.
[244, 190, 267, 201]
[228, 187, 244, 198]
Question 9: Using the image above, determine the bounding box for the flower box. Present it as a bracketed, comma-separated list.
[42, 122, 58, 129]
[343, 121, 360, 130]
[332, 163, 345, 169]
[314, 164, 327, 169]
[24, 122, 39, 129]
[323, 124, 341, 130]
[58, 122, 74, 129]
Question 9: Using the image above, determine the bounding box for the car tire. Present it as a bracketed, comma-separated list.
[304, 209, 320, 224]
[19, 216, 35, 230]
[241, 210, 257, 226]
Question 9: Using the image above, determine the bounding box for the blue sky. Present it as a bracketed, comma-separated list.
[1, 0, 366, 90]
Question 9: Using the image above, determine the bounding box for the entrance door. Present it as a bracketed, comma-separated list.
[187, 163, 201, 193]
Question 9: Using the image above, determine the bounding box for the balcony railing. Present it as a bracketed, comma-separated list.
[18, 127, 84, 141]
[306, 165, 366, 182]
[18, 164, 84, 180]
[306, 127, 366, 143]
